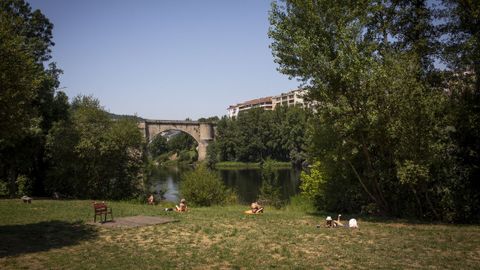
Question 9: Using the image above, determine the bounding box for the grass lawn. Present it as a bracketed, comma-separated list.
[0, 199, 479, 269]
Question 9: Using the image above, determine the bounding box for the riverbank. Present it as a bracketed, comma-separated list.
[1, 199, 479, 269]
[214, 161, 292, 169]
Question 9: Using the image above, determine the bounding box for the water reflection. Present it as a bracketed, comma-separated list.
[147, 166, 301, 204]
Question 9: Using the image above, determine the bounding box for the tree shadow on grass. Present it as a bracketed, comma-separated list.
[0, 220, 98, 257]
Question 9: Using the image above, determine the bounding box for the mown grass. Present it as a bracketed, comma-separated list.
[1, 199, 479, 269]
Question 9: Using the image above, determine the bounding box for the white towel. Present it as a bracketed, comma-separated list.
[349, 218, 358, 228]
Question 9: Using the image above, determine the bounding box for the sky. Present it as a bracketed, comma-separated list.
[28, 0, 299, 120]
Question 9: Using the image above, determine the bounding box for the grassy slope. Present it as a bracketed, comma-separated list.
[0, 200, 479, 269]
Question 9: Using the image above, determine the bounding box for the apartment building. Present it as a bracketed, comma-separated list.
[271, 89, 308, 109]
[227, 96, 273, 118]
[227, 89, 309, 117]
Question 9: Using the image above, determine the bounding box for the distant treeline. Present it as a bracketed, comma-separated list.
[206, 106, 310, 166]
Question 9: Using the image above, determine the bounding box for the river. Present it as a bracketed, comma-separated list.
[147, 166, 302, 204]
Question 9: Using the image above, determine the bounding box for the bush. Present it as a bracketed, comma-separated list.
[180, 165, 228, 206]
[16, 175, 33, 196]
[299, 161, 327, 207]
[0, 180, 7, 197]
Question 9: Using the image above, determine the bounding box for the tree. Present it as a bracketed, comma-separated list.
[167, 132, 197, 153]
[148, 135, 168, 158]
[439, 0, 480, 221]
[441, 0, 480, 93]
[0, 0, 64, 196]
[269, 0, 454, 219]
[45, 96, 144, 199]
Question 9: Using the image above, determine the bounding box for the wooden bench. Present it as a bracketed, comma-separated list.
[93, 202, 113, 223]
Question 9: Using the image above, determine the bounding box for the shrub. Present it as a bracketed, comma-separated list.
[180, 165, 228, 206]
[0, 180, 7, 197]
[299, 161, 327, 205]
[16, 175, 33, 196]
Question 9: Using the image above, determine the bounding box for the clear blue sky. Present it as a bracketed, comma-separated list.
[29, 0, 299, 120]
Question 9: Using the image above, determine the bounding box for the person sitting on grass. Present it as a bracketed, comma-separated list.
[244, 202, 264, 214]
[175, 198, 188, 212]
[147, 194, 155, 205]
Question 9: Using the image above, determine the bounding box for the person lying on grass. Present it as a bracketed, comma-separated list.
[244, 202, 264, 214]
[325, 214, 358, 228]
[175, 198, 188, 212]
[326, 215, 344, 227]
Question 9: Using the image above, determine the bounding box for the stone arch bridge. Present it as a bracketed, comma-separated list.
[138, 120, 216, 161]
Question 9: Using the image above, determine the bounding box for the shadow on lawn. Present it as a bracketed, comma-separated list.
[0, 220, 97, 257]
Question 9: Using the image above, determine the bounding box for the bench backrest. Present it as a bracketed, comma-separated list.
[93, 202, 108, 212]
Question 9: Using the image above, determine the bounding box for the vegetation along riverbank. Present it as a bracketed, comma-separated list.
[213, 161, 292, 170]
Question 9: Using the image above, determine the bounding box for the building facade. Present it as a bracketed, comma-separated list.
[271, 89, 308, 109]
[227, 89, 309, 117]
[227, 96, 273, 118]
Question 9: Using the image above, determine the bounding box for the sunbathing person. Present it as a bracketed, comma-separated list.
[325, 216, 333, 227]
[333, 214, 344, 227]
[175, 198, 188, 212]
[147, 194, 155, 205]
[244, 202, 264, 214]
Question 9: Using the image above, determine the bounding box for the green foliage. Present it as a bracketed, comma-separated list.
[299, 161, 327, 204]
[178, 149, 197, 163]
[206, 141, 219, 168]
[0, 0, 67, 197]
[15, 175, 33, 196]
[439, 0, 480, 222]
[180, 165, 229, 206]
[147, 135, 168, 158]
[212, 106, 309, 164]
[269, 0, 479, 221]
[397, 161, 430, 186]
[0, 181, 7, 197]
[167, 132, 197, 153]
[259, 160, 284, 209]
[45, 95, 144, 199]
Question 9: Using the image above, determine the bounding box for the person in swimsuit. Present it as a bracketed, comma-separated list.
[245, 202, 264, 214]
[175, 198, 188, 212]
[147, 194, 155, 205]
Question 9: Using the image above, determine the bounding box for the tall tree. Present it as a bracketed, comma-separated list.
[269, 0, 452, 218]
[442, 0, 480, 93]
[0, 0, 63, 196]
[440, 0, 480, 221]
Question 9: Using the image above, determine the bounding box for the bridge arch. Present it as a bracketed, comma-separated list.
[138, 120, 215, 161]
